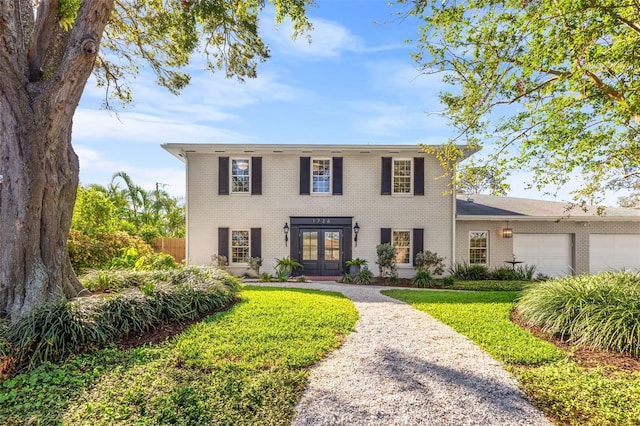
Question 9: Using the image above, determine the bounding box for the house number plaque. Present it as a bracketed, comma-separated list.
[311, 218, 332, 224]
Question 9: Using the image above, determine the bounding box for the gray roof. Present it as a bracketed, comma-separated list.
[456, 194, 640, 220]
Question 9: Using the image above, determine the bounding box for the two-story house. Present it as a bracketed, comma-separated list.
[164, 143, 640, 278]
[162, 143, 467, 277]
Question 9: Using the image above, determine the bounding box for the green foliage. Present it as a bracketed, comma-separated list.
[209, 254, 228, 270]
[411, 271, 434, 288]
[353, 269, 374, 285]
[456, 159, 510, 196]
[376, 243, 397, 278]
[0, 267, 240, 374]
[441, 276, 455, 288]
[68, 230, 154, 272]
[450, 280, 531, 292]
[296, 275, 308, 283]
[449, 261, 490, 280]
[403, 0, 640, 204]
[71, 186, 121, 236]
[346, 258, 368, 267]
[516, 362, 640, 426]
[414, 251, 445, 275]
[258, 272, 273, 283]
[516, 271, 640, 356]
[0, 287, 357, 425]
[274, 257, 303, 282]
[338, 274, 354, 284]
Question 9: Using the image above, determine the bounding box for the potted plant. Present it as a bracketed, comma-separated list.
[346, 258, 368, 275]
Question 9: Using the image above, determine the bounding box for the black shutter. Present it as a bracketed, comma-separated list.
[251, 157, 262, 195]
[250, 228, 261, 258]
[218, 227, 229, 258]
[381, 228, 392, 244]
[413, 228, 424, 264]
[218, 157, 229, 195]
[381, 157, 392, 195]
[300, 157, 310, 195]
[414, 157, 424, 196]
[332, 157, 343, 195]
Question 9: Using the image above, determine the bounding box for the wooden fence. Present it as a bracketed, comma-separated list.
[153, 237, 186, 263]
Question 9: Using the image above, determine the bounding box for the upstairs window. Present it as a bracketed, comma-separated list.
[393, 159, 412, 194]
[231, 230, 250, 264]
[393, 230, 412, 265]
[469, 231, 488, 264]
[312, 158, 331, 194]
[231, 159, 250, 193]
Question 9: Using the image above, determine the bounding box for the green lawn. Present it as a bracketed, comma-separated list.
[0, 286, 358, 425]
[383, 289, 640, 426]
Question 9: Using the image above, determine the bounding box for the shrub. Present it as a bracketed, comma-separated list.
[516, 271, 640, 356]
[296, 275, 308, 283]
[338, 274, 354, 283]
[412, 271, 434, 288]
[258, 272, 273, 282]
[68, 230, 154, 272]
[210, 254, 228, 269]
[247, 257, 263, 276]
[449, 261, 490, 280]
[376, 243, 397, 278]
[1, 267, 240, 374]
[441, 276, 455, 287]
[353, 269, 374, 285]
[274, 257, 302, 282]
[414, 251, 445, 275]
[490, 266, 521, 281]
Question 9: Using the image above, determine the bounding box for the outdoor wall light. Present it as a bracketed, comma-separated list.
[353, 222, 360, 246]
[502, 227, 513, 238]
[283, 222, 290, 246]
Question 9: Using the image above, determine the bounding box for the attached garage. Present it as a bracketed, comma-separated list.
[589, 234, 640, 273]
[513, 234, 573, 277]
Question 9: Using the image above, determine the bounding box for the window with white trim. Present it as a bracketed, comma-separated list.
[469, 231, 488, 264]
[231, 230, 250, 264]
[393, 159, 412, 194]
[231, 159, 250, 193]
[393, 230, 412, 265]
[312, 158, 331, 194]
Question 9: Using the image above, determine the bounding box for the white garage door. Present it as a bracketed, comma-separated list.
[513, 234, 573, 277]
[590, 234, 640, 273]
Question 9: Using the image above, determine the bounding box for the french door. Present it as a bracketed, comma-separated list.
[299, 229, 343, 276]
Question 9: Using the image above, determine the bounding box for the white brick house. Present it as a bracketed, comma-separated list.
[162, 144, 465, 277]
[164, 143, 640, 278]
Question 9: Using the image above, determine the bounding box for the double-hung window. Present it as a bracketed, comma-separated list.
[231, 230, 250, 264]
[393, 230, 412, 266]
[393, 159, 412, 194]
[231, 159, 250, 193]
[312, 158, 331, 194]
[469, 231, 488, 264]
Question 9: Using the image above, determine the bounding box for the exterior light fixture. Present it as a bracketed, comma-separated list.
[353, 222, 360, 246]
[283, 222, 290, 246]
[502, 227, 513, 238]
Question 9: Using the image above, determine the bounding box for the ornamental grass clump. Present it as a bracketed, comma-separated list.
[0, 266, 240, 375]
[516, 271, 640, 356]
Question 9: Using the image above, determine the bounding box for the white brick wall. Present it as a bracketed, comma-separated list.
[184, 146, 455, 277]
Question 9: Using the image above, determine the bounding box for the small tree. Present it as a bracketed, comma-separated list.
[414, 251, 446, 276]
[247, 257, 263, 277]
[376, 243, 397, 278]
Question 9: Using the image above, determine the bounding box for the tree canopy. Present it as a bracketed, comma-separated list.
[401, 0, 640, 204]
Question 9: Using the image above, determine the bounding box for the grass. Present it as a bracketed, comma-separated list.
[383, 288, 640, 425]
[448, 280, 533, 291]
[0, 286, 358, 425]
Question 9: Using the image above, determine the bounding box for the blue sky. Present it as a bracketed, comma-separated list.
[72, 0, 623, 205]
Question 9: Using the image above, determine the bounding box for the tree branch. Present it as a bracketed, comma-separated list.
[27, 0, 61, 81]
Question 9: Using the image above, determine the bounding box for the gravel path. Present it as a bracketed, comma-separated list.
[252, 281, 551, 426]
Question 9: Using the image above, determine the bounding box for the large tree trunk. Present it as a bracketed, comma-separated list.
[0, 0, 114, 321]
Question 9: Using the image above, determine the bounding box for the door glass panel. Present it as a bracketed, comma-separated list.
[324, 231, 340, 261]
[302, 232, 318, 261]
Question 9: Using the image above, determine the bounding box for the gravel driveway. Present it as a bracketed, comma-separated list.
[252, 281, 551, 426]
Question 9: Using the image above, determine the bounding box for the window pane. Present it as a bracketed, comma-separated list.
[231, 159, 250, 193]
[469, 231, 488, 264]
[393, 160, 411, 194]
[393, 230, 411, 264]
[312, 159, 331, 193]
[324, 231, 340, 261]
[303, 232, 318, 261]
[231, 230, 250, 263]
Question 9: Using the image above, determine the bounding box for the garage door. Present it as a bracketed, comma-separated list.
[590, 234, 640, 273]
[513, 234, 573, 277]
